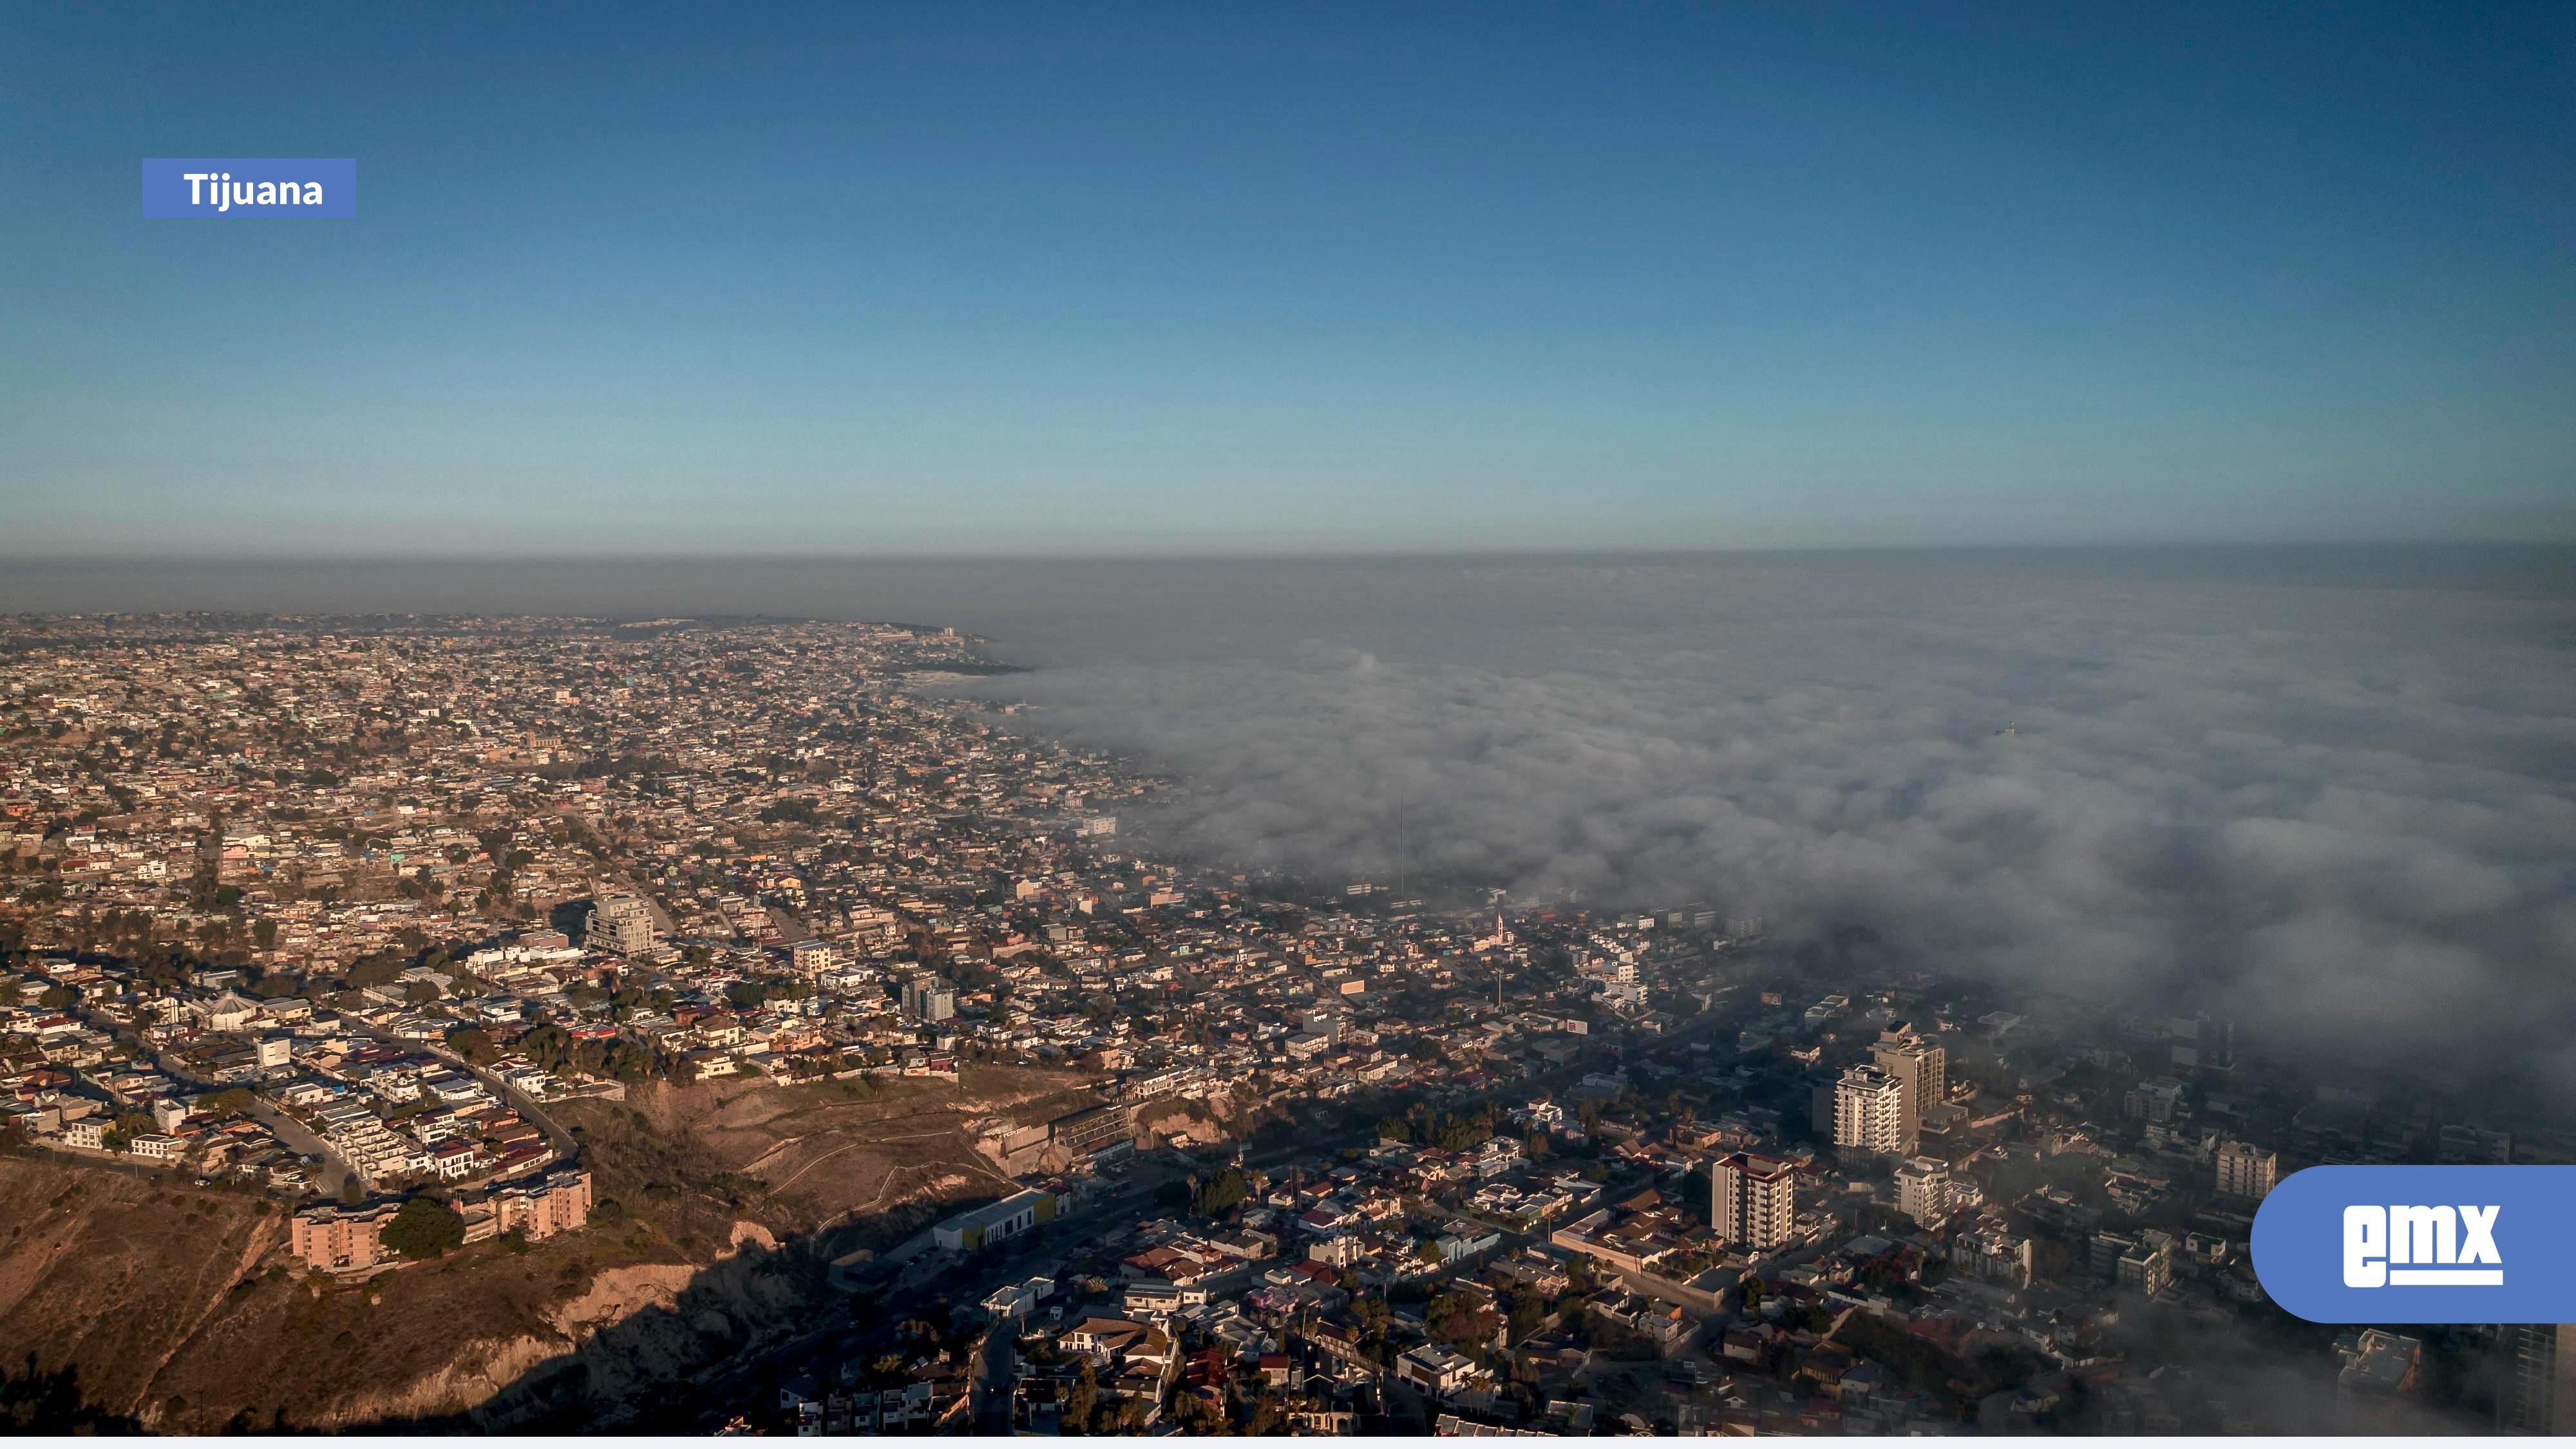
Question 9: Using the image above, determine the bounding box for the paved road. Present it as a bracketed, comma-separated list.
[147, 1043, 359, 1196]
[251, 1100, 355, 1197]
[370, 1030, 581, 1164]
[971, 1311, 1016, 1432]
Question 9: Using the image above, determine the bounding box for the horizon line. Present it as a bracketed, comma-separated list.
[5, 538, 2573, 567]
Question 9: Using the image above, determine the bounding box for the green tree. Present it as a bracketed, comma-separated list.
[1065, 1361, 1098, 1433]
[1352, 1294, 1390, 1342]
[444, 1025, 498, 1066]
[521, 1023, 571, 1071]
[1190, 1166, 1249, 1217]
[381, 1197, 467, 1259]
[1432, 1296, 1497, 1350]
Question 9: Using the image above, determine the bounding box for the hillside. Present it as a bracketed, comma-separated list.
[584, 1062, 1097, 1232]
[0, 1063, 1099, 1430]
[0, 1157, 281, 1427]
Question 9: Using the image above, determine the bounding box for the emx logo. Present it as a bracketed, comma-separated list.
[2255, 1166, 2576, 1322]
[2343, 1204, 2501, 1287]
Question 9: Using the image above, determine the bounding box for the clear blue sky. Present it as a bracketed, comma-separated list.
[4, 1, 2570, 556]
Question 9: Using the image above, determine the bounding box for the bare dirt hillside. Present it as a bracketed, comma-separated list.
[0, 1064, 1099, 1430]
[0, 1149, 724, 1431]
[0, 1157, 282, 1425]
[571, 1063, 1099, 1233]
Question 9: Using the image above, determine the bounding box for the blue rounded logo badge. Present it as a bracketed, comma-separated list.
[2251, 1165, 2576, 1323]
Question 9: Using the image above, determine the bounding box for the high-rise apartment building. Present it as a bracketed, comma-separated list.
[1834, 1063, 1909, 1155]
[2117, 1229, 2177, 1297]
[2215, 1139, 2279, 1200]
[586, 895, 657, 955]
[1872, 1022, 1946, 1139]
[2440, 1124, 2514, 1164]
[2123, 1077, 2186, 1124]
[2501, 1324, 2576, 1434]
[1895, 1156, 1955, 1227]
[902, 974, 956, 1023]
[1711, 1151, 1799, 1250]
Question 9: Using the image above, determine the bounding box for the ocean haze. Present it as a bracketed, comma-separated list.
[7, 547, 2573, 1099]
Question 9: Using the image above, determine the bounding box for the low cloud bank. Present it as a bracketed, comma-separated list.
[951, 553, 2576, 1094]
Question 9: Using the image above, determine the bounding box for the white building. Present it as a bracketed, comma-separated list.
[189, 991, 260, 1032]
[1712, 1151, 1799, 1250]
[1396, 1343, 1482, 1398]
[982, 1276, 1056, 1320]
[1871, 1023, 1946, 1136]
[1951, 1218, 2035, 1287]
[2123, 1077, 2185, 1124]
[2117, 1230, 2177, 1296]
[1895, 1156, 1955, 1227]
[902, 974, 956, 1023]
[1834, 1064, 1909, 1155]
[586, 895, 658, 955]
[933, 1188, 1058, 1251]
[2215, 1139, 2278, 1200]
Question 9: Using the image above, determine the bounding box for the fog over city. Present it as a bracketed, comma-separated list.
[11, 547, 2573, 1095]
[952, 553, 2576, 1093]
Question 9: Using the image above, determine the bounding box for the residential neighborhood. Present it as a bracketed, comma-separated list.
[0, 614, 2546, 1434]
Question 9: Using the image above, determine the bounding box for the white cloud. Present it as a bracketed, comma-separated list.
[949, 553, 2576, 1090]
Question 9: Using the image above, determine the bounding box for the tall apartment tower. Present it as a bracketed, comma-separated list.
[2501, 1324, 2576, 1434]
[1872, 1022, 1946, 1139]
[586, 895, 656, 956]
[1834, 1064, 1911, 1155]
[1895, 1156, 1955, 1227]
[2215, 1140, 2280, 1200]
[1712, 1151, 1799, 1250]
[901, 974, 956, 1023]
[2117, 1231, 2177, 1298]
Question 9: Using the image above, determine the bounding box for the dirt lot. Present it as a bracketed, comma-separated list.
[560, 1063, 1099, 1237]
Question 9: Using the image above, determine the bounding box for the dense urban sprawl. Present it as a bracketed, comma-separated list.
[0, 615, 2548, 1434]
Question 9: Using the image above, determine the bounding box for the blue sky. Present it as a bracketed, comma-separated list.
[4, 1, 2570, 556]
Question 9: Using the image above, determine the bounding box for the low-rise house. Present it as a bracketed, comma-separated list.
[1395, 1343, 1484, 1399]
